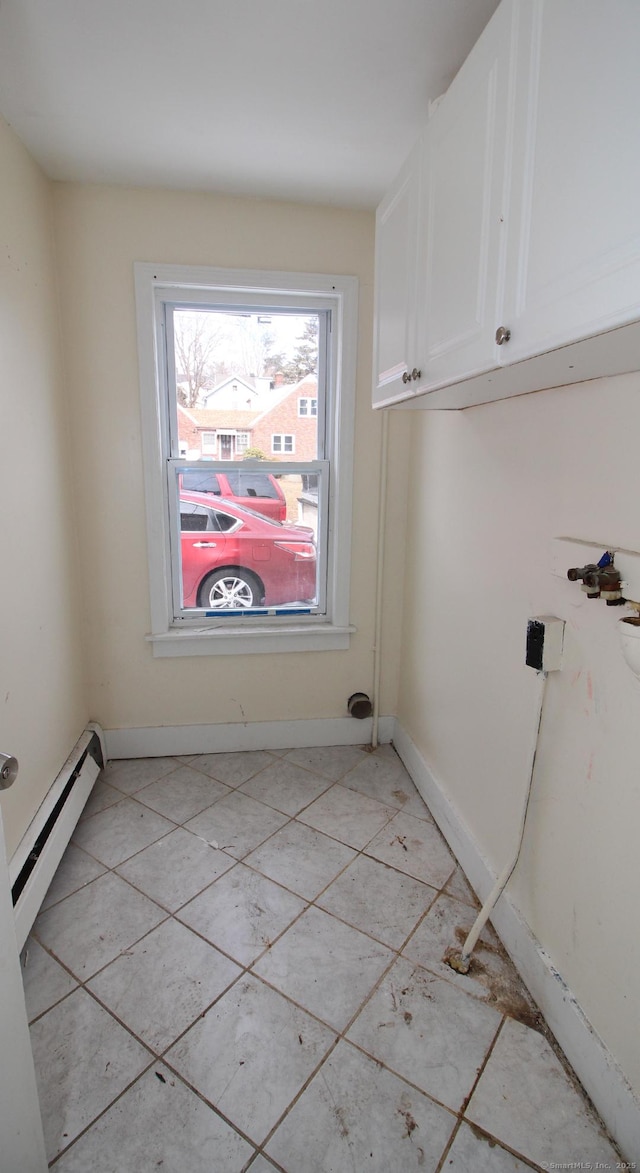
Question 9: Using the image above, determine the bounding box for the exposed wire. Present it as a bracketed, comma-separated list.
[446, 670, 549, 974]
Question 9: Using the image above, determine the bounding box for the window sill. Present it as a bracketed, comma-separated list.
[147, 623, 356, 657]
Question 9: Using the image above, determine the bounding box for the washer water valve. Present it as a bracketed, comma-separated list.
[567, 552, 625, 604]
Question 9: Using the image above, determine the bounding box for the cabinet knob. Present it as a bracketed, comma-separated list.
[402, 371, 411, 384]
[411, 368, 422, 381]
[495, 326, 511, 345]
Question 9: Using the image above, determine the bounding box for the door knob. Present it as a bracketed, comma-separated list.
[0, 753, 19, 790]
[495, 326, 511, 345]
[402, 371, 411, 384]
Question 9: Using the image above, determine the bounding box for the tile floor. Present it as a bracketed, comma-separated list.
[21, 744, 621, 1171]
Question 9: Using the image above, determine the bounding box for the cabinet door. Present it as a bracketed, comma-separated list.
[420, 0, 517, 390]
[502, 0, 640, 364]
[372, 136, 424, 407]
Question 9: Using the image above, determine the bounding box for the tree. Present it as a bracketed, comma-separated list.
[235, 316, 285, 382]
[283, 317, 318, 383]
[242, 447, 268, 460]
[173, 311, 227, 408]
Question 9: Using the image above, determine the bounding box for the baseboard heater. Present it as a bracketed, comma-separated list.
[9, 723, 105, 952]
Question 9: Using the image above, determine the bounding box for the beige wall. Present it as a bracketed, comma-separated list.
[51, 184, 408, 733]
[2, 114, 636, 1118]
[0, 119, 88, 857]
[397, 373, 640, 1093]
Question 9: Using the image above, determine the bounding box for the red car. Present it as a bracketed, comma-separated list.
[180, 493, 316, 609]
[179, 468, 287, 521]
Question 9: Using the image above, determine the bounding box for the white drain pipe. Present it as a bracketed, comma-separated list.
[371, 410, 389, 749]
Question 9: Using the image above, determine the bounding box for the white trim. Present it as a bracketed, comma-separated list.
[148, 623, 355, 656]
[392, 721, 640, 1162]
[104, 715, 395, 760]
[271, 433, 295, 454]
[0, 804, 48, 1171]
[134, 264, 357, 654]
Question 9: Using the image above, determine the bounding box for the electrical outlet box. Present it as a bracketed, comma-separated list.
[526, 616, 564, 673]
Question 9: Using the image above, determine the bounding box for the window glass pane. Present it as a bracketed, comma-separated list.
[173, 308, 320, 466]
[180, 504, 211, 531]
[213, 509, 240, 533]
[169, 306, 325, 557]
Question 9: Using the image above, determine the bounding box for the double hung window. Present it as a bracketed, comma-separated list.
[135, 264, 358, 655]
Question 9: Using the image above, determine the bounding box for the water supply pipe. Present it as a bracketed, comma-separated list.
[371, 410, 389, 749]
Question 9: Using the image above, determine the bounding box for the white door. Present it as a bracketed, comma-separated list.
[372, 135, 424, 407]
[421, 0, 517, 389]
[502, 0, 640, 364]
[0, 796, 47, 1172]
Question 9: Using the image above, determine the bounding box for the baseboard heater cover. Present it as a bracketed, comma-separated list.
[9, 724, 104, 952]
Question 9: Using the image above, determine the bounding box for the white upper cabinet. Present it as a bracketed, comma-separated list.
[373, 0, 640, 410]
[372, 134, 425, 407]
[421, 0, 517, 389]
[502, 0, 640, 365]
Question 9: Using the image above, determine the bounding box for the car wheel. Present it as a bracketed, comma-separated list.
[198, 569, 263, 609]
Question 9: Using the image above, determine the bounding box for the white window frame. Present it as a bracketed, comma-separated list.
[298, 397, 318, 417]
[272, 433, 295, 455]
[134, 263, 358, 656]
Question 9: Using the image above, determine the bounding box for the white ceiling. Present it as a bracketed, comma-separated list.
[0, 0, 499, 209]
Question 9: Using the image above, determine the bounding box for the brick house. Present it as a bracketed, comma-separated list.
[177, 374, 318, 460]
[177, 407, 259, 459]
[251, 374, 318, 459]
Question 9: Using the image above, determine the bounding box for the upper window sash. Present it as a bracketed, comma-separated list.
[162, 300, 330, 464]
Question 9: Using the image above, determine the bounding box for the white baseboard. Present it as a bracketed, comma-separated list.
[392, 722, 640, 1162]
[104, 715, 395, 760]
